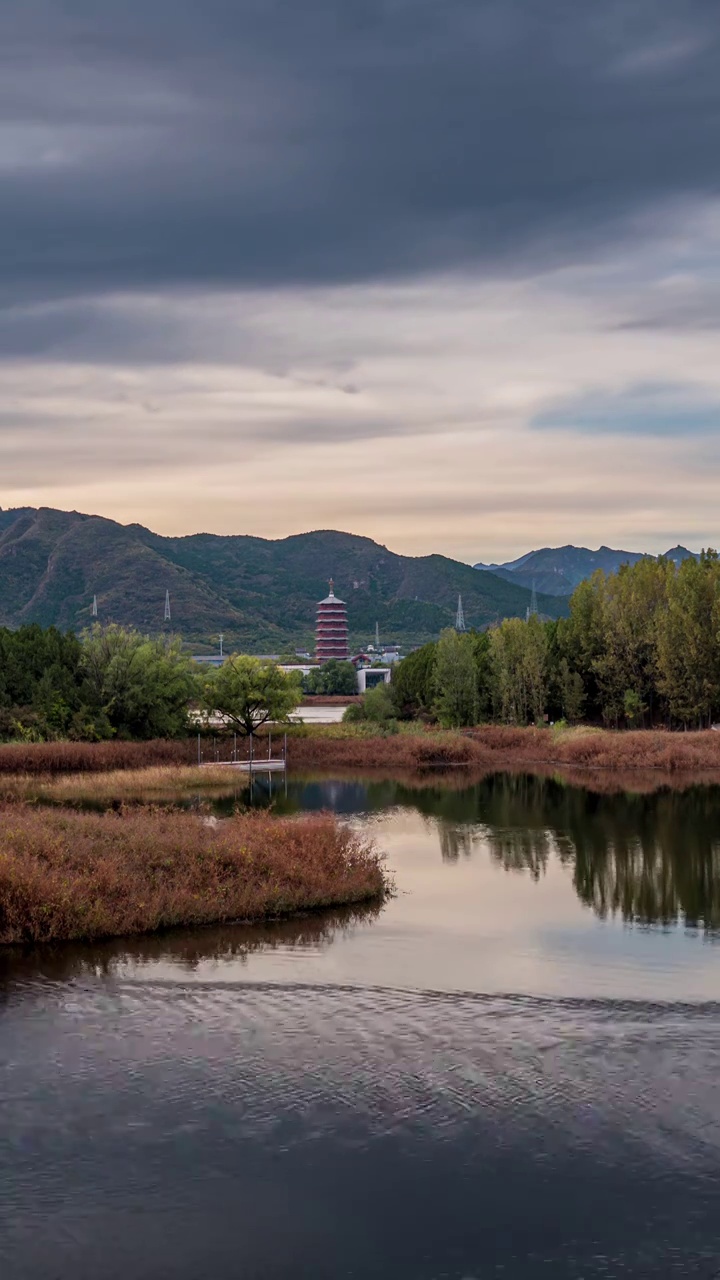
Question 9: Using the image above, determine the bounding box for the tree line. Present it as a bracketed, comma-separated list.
[3, 551, 720, 742]
[0, 625, 364, 743]
[0, 626, 303, 742]
[391, 551, 720, 730]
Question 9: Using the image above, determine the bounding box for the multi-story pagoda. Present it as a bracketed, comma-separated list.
[315, 580, 349, 662]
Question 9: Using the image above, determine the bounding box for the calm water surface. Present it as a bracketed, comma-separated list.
[2, 773, 720, 1278]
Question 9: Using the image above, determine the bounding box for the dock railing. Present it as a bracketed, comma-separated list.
[197, 731, 288, 772]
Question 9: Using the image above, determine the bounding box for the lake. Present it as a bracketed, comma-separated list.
[2, 772, 720, 1278]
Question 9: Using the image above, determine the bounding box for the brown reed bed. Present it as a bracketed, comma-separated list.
[286, 728, 480, 771]
[0, 738, 198, 775]
[466, 725, 720, 773]
[0, 764, 251, 807]
[5, 725, 720, 782]
[287, 725, 720, 775]
[0, 807, 387, 945]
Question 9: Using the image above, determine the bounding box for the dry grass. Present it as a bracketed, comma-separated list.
[288, 725, 720, 774]
[287, 728, 479, 770]
[0, 765, 251, 806]
[0, 738, 198, 775]
[466, 725, 720, 772]
[6, 724, 720, 782]
[0, 807, 387, 945]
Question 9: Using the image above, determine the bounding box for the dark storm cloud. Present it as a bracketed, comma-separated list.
[1, 0, 719, 317]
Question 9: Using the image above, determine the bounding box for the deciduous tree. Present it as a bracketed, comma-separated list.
[81, 624, 196, 739]
[204, 655, 301, 736]
[433, 629, 480, 728]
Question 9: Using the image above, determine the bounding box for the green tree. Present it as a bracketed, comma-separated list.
[304, 659, 358, 696]
[591, 559, 668, 726]
[470, 629, 493, 722]
[556, 574, 606, 720]
[343, 682, 396, 724]
[204, 655, 301, 736]
[433, 629, 480, 728]
[362, 682, 396, 723]
[391, 642, 438, 718]
[655, 551, 720, 727]
[81, 624, 196, 739]
[0, 625, 91, 740]
[489, 615, 548, 724]
[557, 657, 585, 723]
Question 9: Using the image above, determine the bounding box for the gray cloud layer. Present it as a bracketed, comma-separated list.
[3, 0, 720, 562]
[2, 0, 719, 316]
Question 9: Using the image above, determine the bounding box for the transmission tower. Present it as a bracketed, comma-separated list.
[526, 580, 538, 621]
[375, 620, 380, 650]
[164, 590, 171, 622]
[91, 594, 98, 618]
[455, 594, 466, 631]
[218, 633, 224, 659]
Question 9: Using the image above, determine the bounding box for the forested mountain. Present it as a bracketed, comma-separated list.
[0, 507, 566, 649]
[474, 543, 699, 596]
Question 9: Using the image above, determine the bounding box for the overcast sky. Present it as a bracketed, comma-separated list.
[2, 0, 720, 562]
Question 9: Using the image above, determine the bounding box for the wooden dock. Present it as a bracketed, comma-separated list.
[196, 731, 288, 772]
[201, 759, 286, 772]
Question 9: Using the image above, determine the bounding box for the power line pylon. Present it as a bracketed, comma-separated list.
[455, 594, 466, 631]
[164, 590, 171, 622]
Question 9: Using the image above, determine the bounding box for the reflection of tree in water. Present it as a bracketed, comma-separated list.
[485, 826, 553, 882]
[565, 790, 720, 931]
[200, 770, 720, 933]
[433, 775, 555, 880]
[438, 822, 478, 862]
[390, 772, 720, 933]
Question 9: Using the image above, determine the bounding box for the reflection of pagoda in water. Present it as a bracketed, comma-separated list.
[315, 580, 349, 662]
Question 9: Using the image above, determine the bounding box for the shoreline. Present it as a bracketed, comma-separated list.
[5, 725, 720, 782]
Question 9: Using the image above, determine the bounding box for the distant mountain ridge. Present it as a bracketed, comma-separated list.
[0, 507, 567, 649]
[474, 543, 700, 596]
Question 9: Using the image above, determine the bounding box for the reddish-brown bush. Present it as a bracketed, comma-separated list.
[466, 726, 720, 772]
[288, 725, 720, 774]
[286, 729, 476, 771]
[0, 807, 387, 945]
[0, 739, 198, 775]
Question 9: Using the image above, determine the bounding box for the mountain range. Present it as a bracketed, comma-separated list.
[0, 507, 567, 650]
[474, 544, 700, 597]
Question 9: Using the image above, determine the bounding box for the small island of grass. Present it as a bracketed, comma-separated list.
[0, 806, 387, 946]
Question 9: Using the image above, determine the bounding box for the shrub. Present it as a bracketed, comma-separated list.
[0, 808, 387, 944]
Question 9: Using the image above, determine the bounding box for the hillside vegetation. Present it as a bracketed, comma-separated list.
[475, 543, 698, 596]
[0, 506, 565, 648]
